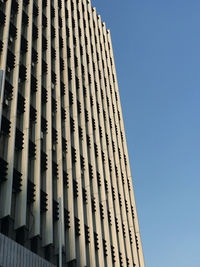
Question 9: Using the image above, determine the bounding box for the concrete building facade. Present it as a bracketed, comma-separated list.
[0, 0, 145, 266]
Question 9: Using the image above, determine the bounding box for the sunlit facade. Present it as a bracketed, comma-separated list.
[0, 0, 144, 266]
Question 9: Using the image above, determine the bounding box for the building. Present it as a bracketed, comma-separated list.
[0, 0, 145, 266]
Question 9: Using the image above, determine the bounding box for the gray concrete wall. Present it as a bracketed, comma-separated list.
[0, 233, 56, 267]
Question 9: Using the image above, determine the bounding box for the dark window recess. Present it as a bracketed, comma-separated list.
[100, 203, 104, 219]
[19, 64, 27, 81]
[87, 135, 91, 148]
[52, 97, 57, 112]
[101, 151, 105, 162]
[32, 24, 38, 40]
[80, 155, 85, 170]
[29, 139, 36, 159]
[125, 199, 128, 216]
[42, 86, 47, 103]
[124, 154, 127, 166]
[68, 68, 72, 80]
[0, 116, 11, 135]
[107, 97, 110, 107]
[82, 188, 87, 203]
[85, 110, 89, 122]
[51, 6, 55, 17]
[80, 45, 83, 56]
[0, 10, 6, 26]
[121, 172, 125, 185]
[15, 128, 24, 151]
[78, 26, 81, 36]
[97, 172, 101, 186]
[76, 76, 80, 89]
[135, 234, 139, 250]
[21, 36, 28, 53]
[59, 36, 64, 48]
[109, 159, 112, 172]
[33, 3, 39, 16]
[13, 168, 22, 193]
[79, 126, 83, 140]
[42, 14, 47, 28]
[77, 100, 81, 114]
[90, 96, 94, 107]
[129, 230, 133, 244]
[27, 180, 35, 203]
[94, 143, 98, 157]
[89, 164, 93, 179]
[60, 58, 64, 71]
[74, 56, 78, 67]
[11, 0, 19, 13]
[42, 59, 48, 73]
[42, 35, 48, 50]
[91, 198, 96, 213]
[40, 190, 48, 213]
[81, 64, 85, 75]
[59, 16, 62, 28]
[86, 53, 89, 64]
[62, 137, 67, 152]
[67, 46, 71, 57]
[112, 141, 115, 152]
[70, 117, 75, 132]
[9, 23, 17, 39]
[66, 26, 70, 37]
[127, 257, 131, 266]
[73, 179, 78, 198]
[103, 110, 106, 121]
[30, 105, 37, 122]
[16, 227, 26, 245]
[52, 161, 58, 178]
[106, 134, 109, 146]
[51, 46, 56, 59]
[0, 157, 8, 183]
[69, 91, 73, 105]
[17, 93, 25, 114]
[41, 151, 47, 172]
[71, 147, 76, 163]
[88, 74, 91, 84]
[52, 127, 58, 143]
[131, 205, 135, 219]
[109, 117, 112, 129]
[31, 75, 37, 93]
[103, 239, 108, 257]
[0, 40, 3, 53]
[43, 0, 47, 7]
[101, 90, 104, 100]
[127, 179, 131, 191]
[22, 11, 29, 25]
[51, 71, 56, 85]
[83, 86, 87, 96]
[122, 223, 126, 237]
[61, 107, 66, 120]
[31, 237, 38, 254]
[85, 225, 90, 244]
[75, 217, 80, 236]
[108, 211, 112, 225]
[105, 179, 108, 193]
[111, 245, 116, 263]
[119, 193, 122, 207]
[99, 126, 103, 138]
[63, 170, 68, 187]
[112, 186, 115, 200]
[83, 19, 86, 29]
[64, 209, 70, 228]
[119, 252, 123, 266]
[7, 49, 15, 70]
[41, 116, 47, 132]
[72, 18, 75, 28]
[53, 200, 59, 221]
[115, 217, 119, 233]
[60, 82, 65, 96]
[32, 48, 38, 63]
[115, 124, 118, 135]
[94, 232, 99, 250]
[51, 25, 56, 39]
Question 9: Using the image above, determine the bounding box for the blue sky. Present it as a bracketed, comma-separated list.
[93, 1, 200, 266]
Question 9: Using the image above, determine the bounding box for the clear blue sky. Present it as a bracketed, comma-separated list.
[93, 1, 200, 266]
